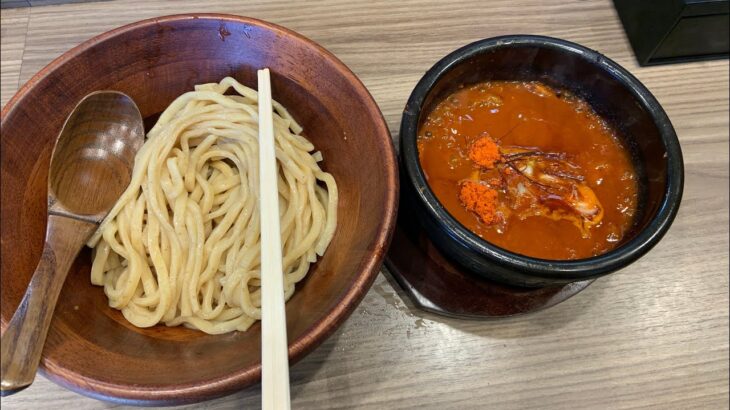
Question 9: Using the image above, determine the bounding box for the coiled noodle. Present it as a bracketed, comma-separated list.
[87, 77, 338, 334]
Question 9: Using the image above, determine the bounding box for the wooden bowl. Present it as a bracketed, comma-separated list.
[0, 14, 398, 405]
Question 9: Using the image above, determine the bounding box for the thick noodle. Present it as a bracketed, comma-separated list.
[87, 77, 338, 334]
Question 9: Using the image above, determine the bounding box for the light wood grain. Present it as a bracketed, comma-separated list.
[0, 7, 28, 106]
[1, 0, 728, 409]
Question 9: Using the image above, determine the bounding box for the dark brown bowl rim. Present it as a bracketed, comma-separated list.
[400, 35, 684, 281]
[1, 13, 398, 405]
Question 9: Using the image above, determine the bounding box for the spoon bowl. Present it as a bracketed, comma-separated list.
[49, 92, 143, 219]
[0, 91, 143, 396]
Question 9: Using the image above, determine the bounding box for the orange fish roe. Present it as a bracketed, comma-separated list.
[458, 180, 498, 224]
[468, 136, 501, 169]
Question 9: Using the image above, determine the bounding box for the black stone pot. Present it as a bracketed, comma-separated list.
[399, 35, 684, 287]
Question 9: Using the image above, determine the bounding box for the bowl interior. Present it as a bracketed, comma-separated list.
[0, 15, 395, 403]
[413, 39, 671, 255]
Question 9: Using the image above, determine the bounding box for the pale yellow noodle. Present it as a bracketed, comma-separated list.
[87, 77, 338, 334]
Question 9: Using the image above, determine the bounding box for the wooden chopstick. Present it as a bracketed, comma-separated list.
[257, 68, 291, 410]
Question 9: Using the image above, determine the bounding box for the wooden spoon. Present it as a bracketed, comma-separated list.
[0, 91, 144, 396]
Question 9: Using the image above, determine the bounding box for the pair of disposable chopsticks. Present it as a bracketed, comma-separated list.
[257, 68, 291, 410]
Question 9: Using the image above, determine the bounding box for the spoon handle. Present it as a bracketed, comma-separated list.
[1, 214, 96, 396]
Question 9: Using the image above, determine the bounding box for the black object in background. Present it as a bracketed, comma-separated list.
[614, 0, 729, 66]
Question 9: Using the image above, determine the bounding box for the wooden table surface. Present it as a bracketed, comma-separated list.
[1, 0, 728, 408]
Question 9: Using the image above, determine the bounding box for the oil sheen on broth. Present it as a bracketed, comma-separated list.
[417, 81, 638, 260]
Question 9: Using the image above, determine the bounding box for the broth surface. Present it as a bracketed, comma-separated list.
[417, 81, 638, 260]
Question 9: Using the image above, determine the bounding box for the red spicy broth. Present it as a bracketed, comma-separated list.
[417, 81, 638, 260]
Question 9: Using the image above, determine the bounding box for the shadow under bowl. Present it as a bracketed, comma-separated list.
[399, 35, 683, 288]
